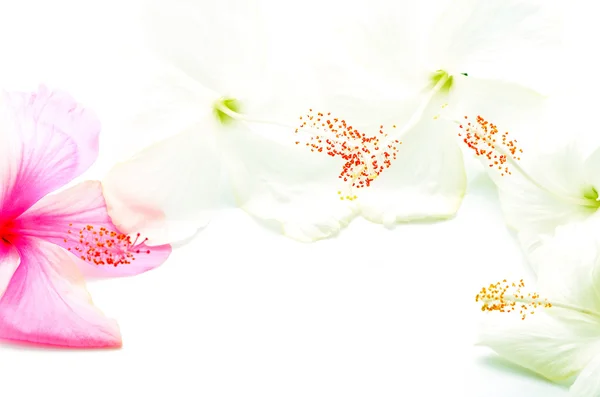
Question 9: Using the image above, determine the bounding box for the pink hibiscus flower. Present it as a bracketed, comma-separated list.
[0, 86, 172, 348]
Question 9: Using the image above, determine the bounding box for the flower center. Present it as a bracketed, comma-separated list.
[476, 279, 600, 320]
[583, 186, 600, 204]
[0, 220, 16, 244]
[295, 109, 402, 200]
[65, 224, 151, 267]
[428, 70, 469, 94]
[213, 97, 242, 125]
[430, 70, 454, 93]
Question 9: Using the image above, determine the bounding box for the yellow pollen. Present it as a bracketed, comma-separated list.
[475, 279, 552, 320]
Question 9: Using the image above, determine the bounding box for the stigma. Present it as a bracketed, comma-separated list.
[476, 279, 551, 320]
[295, 109, 402, 199]
[65, 224, 151, 267]
[458, 115, 522, 176]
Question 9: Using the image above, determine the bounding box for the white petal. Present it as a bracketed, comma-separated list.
[102, 117, 222, 246]
[570, 353, 600, 397]
[528, 215, 600, 285]
[221, 122, 357, 242]
[358, 96, 466, 225]
[428, 0, 563, 94]
[499, 143, 595, 233]
[478, 309, 600, 383]
[98, 62, 216, 167]
[273, 0, 435, 103]
[141, 0, 269, 97]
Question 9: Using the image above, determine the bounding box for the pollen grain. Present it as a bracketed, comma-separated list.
[295, 109, 402, 196]
[66, 224, 151, 267]
[459, 115, 522, 176]
[476, 279, 551, 320]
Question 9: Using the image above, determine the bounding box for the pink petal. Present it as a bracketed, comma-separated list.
[0, 85, 100, 218]
[0, 237, 121, 348]
[14, 180, 172, 278]
[0, 241, 19, 300]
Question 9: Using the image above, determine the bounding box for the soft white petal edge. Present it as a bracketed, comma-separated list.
[102, 119, 222, 246]
[221, 123, 358, 242]
[570, 353, 600, 396]
[428, 0, 563, 95]
[358, 98, 466, 225]
[477, 309, 600, 383]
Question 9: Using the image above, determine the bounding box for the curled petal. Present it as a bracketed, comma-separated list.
[0, 237, 121, 348]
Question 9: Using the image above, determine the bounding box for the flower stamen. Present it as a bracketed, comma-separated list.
[476, 279, 600, 320]
[65, 224, 151, 266]
[476, 279, 550, 320]
[459, 115, 522, 177]
[295, 110, 402, 199]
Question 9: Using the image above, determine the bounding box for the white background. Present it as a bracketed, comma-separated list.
[0, 0, 579, 396]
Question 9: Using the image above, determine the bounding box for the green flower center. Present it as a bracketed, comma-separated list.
[213, 97, 241, 125]
[583, 186, 600, 205]
[429, 70, 454, 93]
[429, 70, 469, 93]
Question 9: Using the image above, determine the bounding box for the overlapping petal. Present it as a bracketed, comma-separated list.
[0, 237, 121, 348]
[14, 181, 171, 278]
[103, 121, 222, 246]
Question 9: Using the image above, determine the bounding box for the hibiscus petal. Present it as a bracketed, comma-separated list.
[141, 0, 269, 97]
[570, 354, 600, 397]
[527, 215, 600, 282]
[0, 241, 19, 300]
[0, 86, 100, 218]
[478, 309, 600, 383]
[428, 0, 562, 94]
[222, 123, 358, 242]
[294, 0, 433, 101]
[0, 237, 121, 348]
[358, 96, 466, 225]
[14, 181, 171, 278]
[102, 120, 222, 246]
